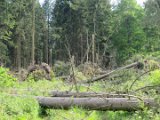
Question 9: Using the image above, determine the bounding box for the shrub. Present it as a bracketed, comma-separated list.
[149, 70, 160, 85]
[0, 94, 40, 120]
[0, 67, 16, 87]
[54, 61, 70, 76]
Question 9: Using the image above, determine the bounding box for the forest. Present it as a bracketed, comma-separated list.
[0, 0, 160, 119]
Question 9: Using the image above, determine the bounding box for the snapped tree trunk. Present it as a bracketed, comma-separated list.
[83, 62, 141, 83]
[36, 97, 155, 111]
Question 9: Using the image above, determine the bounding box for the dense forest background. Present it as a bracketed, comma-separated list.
[0, 0, 160, 69]
[1, 0, 160, 119]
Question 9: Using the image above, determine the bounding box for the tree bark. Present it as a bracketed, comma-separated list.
[49, 91, 138, 98]
[86, 29, 89, 62]
[45, 34, 49, 64]
[80, 33, 83, 64]
[36, 97, 155, 111]
[49, 49, 52, 66]
[17, 36, 21, 71]
[31, 0, 35, 65]
[92, 34, 95, 63]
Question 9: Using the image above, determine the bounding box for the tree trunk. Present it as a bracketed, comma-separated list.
[80, 33, 83, 64]
[31, 0, 35, 65]
[45, 35, 49, 64]
[36, 97, 155, 111]
[49, 91, 138, 98]
[49, 48, 52, 66]
[17, 36, 21, 71]
[83, 62, 141, 83]
[86, 29, 89, 62]
[92, 34, 95, 63]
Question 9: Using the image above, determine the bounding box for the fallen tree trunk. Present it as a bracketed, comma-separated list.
[49, 91, 136, 98]
[7, 93, 157, 111]
[83, 62, 141, 83]
[36, 97, 155, 111]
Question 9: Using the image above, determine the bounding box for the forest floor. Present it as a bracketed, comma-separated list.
[0, 55, 160, 120]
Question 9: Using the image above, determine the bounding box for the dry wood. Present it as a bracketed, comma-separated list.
[31, 0, 35, 65]
[4, 92, 157, 111]
[25, 63, 52, 80]
[65, 44, 78, 92]
[36, 97, 155, 111]
[56, 75, 69, 80]
[49, 91, 138, 98]
[83, 62, 141, 83]
[129, 70, 151, 90]
[92, 34, 95, 63]
[134, 85, 160, 92]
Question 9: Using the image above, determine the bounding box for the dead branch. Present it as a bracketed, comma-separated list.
[82, 62, 142, 83]
[134, 85, 160, 92]
[129, 70, 151, 91]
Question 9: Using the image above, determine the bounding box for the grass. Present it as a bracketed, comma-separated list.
[0, 65, 159, 120]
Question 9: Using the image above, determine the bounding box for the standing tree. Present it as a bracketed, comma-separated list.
[111, 0, 146, 64]
[32, 0, 35, 65]
[51, 0, 113, 66]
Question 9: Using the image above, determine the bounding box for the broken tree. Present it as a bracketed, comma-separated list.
[83, 62, 142, 83]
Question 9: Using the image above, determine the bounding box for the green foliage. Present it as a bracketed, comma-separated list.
[0, 0, 160, 119]
[143, 0, 160, 53]
[54, 61, 70, 76]
[42, 108, 102, 120]
[112, 0, 146, 64]
[0, 94, 40, 120]
[103, 110, 160, 120]
[74, 71, 87, 80]
[27, 69, 52, 81]
[146, 60, 160, 71]
[0, 67, 16, 87]
[0, 42, 10, 64]
[149, 70, 160, 85]
[145, 0, 160, 26]
[51, 0, 113, 63]
[0, 63, 159, 119]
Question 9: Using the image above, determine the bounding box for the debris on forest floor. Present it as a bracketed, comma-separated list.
[16, 63, 53, 81]
[82, 62, 142, 83]
[2, 90, 158, 111]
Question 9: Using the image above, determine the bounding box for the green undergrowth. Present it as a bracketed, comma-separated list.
[0, 93, 40, 120]
[0, 62, 160, 120]
[0, 67, 16, 87]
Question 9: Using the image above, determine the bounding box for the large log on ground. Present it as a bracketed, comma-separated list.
[49, 91, 135, 98]
[36, 97, 155, 111]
